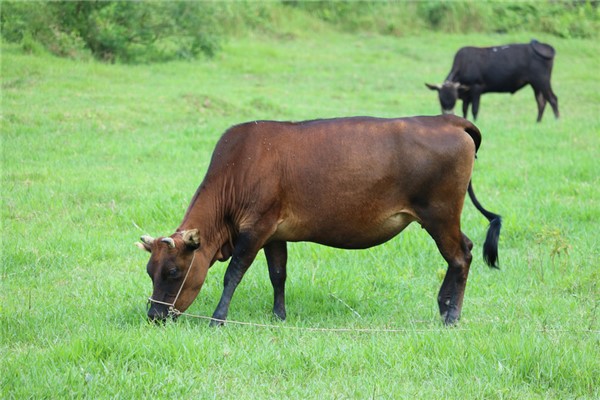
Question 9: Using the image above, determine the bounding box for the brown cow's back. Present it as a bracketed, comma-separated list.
[205, 115, 476, 249]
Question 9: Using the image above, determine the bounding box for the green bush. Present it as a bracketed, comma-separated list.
[282, 1, 425, 35]
[285, 0, 599, 38]
[1, 2, 93, 59]
[1, 0, 598, 63]
[19, 31, 47, 56]
[1, 1, 223, 63]
[84, 2, 223, 63]
[488, 1, 600, 38]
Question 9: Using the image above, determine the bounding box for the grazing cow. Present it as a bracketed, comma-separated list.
[426, 40, 559, 122]
[138, 115, 501, 326]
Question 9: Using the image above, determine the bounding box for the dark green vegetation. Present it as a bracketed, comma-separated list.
[1, 1, 598, 62]
[2, 3, 599, 399]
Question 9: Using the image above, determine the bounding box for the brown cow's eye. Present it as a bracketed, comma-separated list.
[168, 268, 179, 278]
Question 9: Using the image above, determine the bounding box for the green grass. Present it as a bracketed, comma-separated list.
[2, 27, 599, 399]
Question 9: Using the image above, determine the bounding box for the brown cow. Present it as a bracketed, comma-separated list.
[138, 115, 501, 326]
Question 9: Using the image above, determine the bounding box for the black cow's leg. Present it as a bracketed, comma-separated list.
[546, 87, 559, 119]
[471, 92, 481, 121]
[425, 224, 473, 325]
[264, 241, 288, 321]
[462, 100, 470, 119]
[210, 232, 262, 326]
[533, 80, 559, 121]
[534, 89, 547, 122]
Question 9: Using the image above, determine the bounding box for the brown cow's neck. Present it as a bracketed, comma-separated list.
[177, 180, 234, 257]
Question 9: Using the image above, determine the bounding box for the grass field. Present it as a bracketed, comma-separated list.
[2, 25, 599, 399]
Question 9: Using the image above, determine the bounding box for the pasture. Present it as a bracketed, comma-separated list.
[2, 26, 599, 399]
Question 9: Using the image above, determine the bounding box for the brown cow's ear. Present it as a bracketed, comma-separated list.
[136, 242, 151, 252]
[182, 229, 200, 249]
[425, 83, 441, 91]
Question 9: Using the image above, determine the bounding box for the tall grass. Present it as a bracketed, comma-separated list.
[2, 24, 599, 400]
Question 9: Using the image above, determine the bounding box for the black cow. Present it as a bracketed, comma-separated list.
[426, 40, 559, 122]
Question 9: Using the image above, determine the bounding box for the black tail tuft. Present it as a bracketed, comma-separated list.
[468, 181, 502, 268]
[482, 216, 502, 268]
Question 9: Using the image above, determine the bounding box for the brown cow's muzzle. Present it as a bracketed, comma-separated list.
[147, 302, 178, 323]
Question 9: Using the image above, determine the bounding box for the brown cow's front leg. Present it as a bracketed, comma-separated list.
[264, 241, 288, 321]
[211, 232, 261, 326]
[436, 233, 473, 325]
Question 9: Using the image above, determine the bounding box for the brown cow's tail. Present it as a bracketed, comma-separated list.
[468, 181, 501, 268]
[463, 121, 481, 152]
[461, 119, 501, 267]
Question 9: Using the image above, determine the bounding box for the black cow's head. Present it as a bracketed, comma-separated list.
[426, 81, 468, 115]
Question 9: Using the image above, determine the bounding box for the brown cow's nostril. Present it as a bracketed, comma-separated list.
[147, 307, 168, 323]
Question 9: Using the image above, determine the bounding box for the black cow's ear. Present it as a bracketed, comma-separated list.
[182, 229, 200, 249]
[425, 83, 441, 91]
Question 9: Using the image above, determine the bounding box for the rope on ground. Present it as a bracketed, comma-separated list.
[174, 309, 464, 333]
[169, 309, 600, 335]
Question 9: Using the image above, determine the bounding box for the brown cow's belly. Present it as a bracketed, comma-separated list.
[270, 211, 416, 250]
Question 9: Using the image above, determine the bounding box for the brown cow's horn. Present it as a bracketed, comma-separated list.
[161, 237, 176, 248]
[140, 235, 155, 245]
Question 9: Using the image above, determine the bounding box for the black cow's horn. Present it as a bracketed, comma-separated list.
[161, 237, 176, 248]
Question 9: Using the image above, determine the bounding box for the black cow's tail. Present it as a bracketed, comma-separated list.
[468, 181, 502, 269]
[530, 39, 555, 60]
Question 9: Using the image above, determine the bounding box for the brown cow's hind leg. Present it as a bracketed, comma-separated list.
[426, 224, 473, 325]
[264, 240, 288, 321]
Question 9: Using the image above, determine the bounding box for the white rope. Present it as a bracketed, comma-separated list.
[148, 250, 197, 316]
[173, 250, 196, 306]
[148, 305, 600, 335]
[145, 249, 599, 335]
[172, 310, 466, 333]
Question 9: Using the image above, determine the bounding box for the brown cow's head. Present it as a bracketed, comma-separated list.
[425, 81, 468, 115]
[137, 229, 207, 322]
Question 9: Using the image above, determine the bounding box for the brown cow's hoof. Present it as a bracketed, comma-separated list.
[209, 317, 226, 327]
[273, 308, 286, 321]
[443, 315, 461, 326]
[441, 309, 461, 325]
